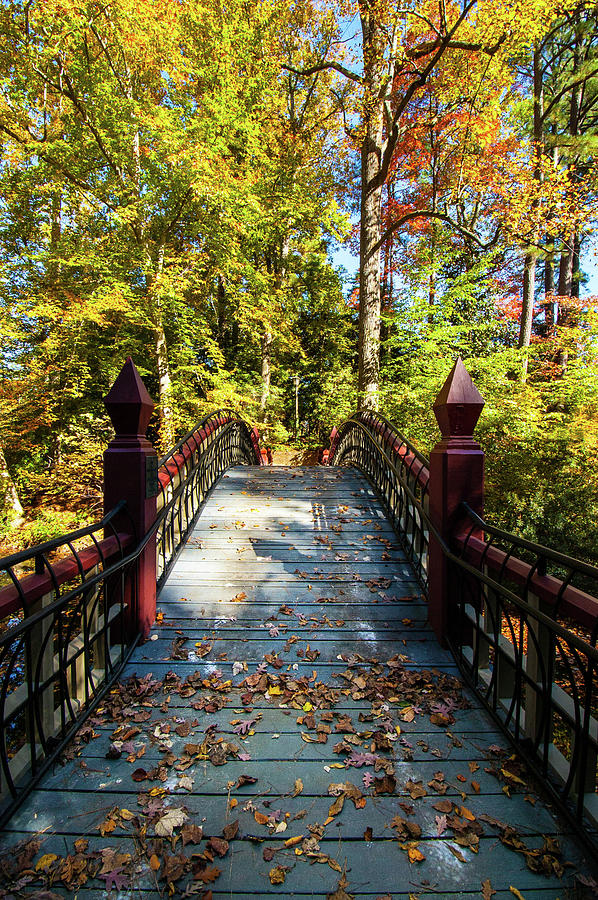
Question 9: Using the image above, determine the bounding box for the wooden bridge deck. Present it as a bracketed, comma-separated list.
[1, 466, 594, 897]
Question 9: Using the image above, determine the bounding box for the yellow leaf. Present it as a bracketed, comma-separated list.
[509, 889, 526, 900]
[35, 854, 58, 872]
[501, 768, 526, 785]
[284, 835, 304, 848]
[149, 853, 161, 871]
[460, 806, 476, 821]
[407, 846, 425, 863]
[269, 866, 287, 885]
[120, 808, 134, 820]
[302, 702, 313, 711]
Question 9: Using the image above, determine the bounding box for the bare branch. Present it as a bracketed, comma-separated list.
[282, 62, 363, 84]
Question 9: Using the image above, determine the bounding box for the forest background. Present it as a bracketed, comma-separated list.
[0, 0, 597, 563]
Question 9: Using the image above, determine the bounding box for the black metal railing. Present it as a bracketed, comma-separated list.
[156, 410, 261, 587]
[330, 410, 430, 588]
[450, 504, 598, 839]
[330, 410, 598, 850]
[0, 504, 138, 827]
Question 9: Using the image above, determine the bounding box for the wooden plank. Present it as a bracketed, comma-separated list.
[0, 830, 587, 895]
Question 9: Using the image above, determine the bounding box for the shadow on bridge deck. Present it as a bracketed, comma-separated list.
[1, 466, 594, 898]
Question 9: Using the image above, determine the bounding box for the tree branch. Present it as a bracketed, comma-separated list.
[282, 61, 363, 84]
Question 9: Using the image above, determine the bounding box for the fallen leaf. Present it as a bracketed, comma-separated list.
[407, 845, 425, 863]
[509, 889, 526, 900]
[35, 854, 58, 872]
[149, 854, 161, 871]
[482, 879, 496, 899]
[207, 837, 229, 857]
[328, 794, 345, 817]
[405, 779, 427, 800]
[236, 774, 258, 788]
[222, 820, 239, 841]
[284, 835, 304, 848]
[433, 799, 452, 813]
[155, 808, 188, 837]
[181, 824, 204, 846]
[447, 843, 467, 862]
[327, 874, 354, 900]
[269, 865, 289, 885]
[292, 778, 304, 796]
[194, 866, 221, 884]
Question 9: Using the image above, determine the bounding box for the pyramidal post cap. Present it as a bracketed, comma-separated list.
[433, 357, 485, 439]
[104, 357, 155, 438]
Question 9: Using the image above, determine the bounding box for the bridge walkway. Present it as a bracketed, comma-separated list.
[1, 466, 592, 897]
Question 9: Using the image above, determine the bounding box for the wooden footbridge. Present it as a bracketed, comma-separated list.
[1, 358, 597, 898]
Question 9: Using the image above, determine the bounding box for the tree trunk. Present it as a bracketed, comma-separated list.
[558, 233, 575, 298]
[517, 44, 542, 379]
[572, 231, 581, 299]
[544, 241, 557, 332]
[259, 330, 272, 416]
[147, 242, 174, 449]
[217, 276, 226, 349]
[0, 446, 24, 527]
[156, 322, 174, 447]
[518, 253, 536, 380]
[357, 102, 383, 410]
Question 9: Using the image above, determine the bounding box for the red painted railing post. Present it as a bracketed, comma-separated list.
[104, 358, 158, 639]
[428, 358, 485, 646]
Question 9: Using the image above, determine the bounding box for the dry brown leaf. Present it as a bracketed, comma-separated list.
[292, 778, 304, 796]
[433, 799, 452, 813]
[194, 866, 221, 884]
[328, 794, 345, 817]
[447, 844, 467, 863]
[222, 820, 239, 841]
[482, 879, 496, 899]
[207, 837, 229, 857]
[405, 779, 427, 800]
[181, 824, 204, 846]
[327, 874, 354, 900]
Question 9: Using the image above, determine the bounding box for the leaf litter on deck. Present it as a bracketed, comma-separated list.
[0, 609, 593, 898]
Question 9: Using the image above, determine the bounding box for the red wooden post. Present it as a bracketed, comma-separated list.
[428, 358, 485, 646]
[104, 358, 158, 639]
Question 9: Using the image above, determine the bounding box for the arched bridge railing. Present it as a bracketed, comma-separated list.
[327, 363, 598, 855]
[0, 360, 262, 827]
[156, 410, 261, 587]
[329, 410, 430, 588]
